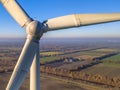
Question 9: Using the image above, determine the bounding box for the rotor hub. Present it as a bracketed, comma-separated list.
[26, 20, 45, 39]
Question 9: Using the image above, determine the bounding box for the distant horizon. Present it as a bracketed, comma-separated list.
[0, 37, 120, 40]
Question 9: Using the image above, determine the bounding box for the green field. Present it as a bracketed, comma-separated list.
[81, 50, 120, 78]
[103, 53, 120, 62]
[40, 56, 61, 63]
[41, 51, 63, 56]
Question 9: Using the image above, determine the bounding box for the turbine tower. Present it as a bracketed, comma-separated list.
[0, 0, 120, 90]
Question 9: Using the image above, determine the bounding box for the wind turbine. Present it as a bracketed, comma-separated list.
[0, 0, 120, 90]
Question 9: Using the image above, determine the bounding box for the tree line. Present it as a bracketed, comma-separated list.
[40, 65, 120, 87]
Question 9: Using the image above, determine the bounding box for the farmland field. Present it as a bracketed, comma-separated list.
[93, 48, 118, 52]
[81, 63, 120, 77]
[0, 38, 120, 90]
[103, 53, 120, 63]
[41, 51, 64, 56]
[40, 48, 119, 63]
[0, 73, 87, 90]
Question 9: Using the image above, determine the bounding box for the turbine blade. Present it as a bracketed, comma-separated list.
[45, 13, 120, 31]
[1, 0, 32, 27]
[6, 38, 39, 90]
[30, 43, 40, 90]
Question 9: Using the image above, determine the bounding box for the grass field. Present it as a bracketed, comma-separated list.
[93, 48, 118, 53]
[41, 51, 63, 56]
[40, 47, 120, 80]
[103, 53, 120, 62]
[81, 63, 120, 77]
[40, 56, 61, 64]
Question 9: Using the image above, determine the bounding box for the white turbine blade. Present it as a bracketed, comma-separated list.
[30, 43, 40, 90]
[45, 13, 120, 31]
[1, 0, 32, 27]
[6, 38, 39, 90]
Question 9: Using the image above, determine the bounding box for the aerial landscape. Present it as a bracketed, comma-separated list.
[0, 38, 120, 90]
[0, 0, 120, 90]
